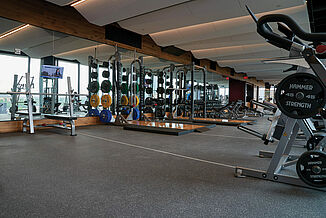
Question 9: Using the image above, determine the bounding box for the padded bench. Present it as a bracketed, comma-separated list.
[22, 113, 77, 136]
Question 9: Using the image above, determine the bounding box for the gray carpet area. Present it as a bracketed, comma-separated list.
[0, 117, 325, 217]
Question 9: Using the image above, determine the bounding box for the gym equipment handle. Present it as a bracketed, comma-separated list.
[257, 14, 326, 51]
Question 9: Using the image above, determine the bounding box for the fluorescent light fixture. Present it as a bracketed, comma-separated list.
[0, 24, 30, 39]
[71, 0, 87, 7]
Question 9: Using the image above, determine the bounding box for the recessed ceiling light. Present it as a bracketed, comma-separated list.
[70, 0, 87, 7]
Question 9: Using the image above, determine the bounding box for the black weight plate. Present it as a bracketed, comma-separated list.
[146, 87, 153, 94]
[90, 71, 98, 79]
[145, 97, 153, 105]
[88, 81, 99, 93]
[146, 72, 152, 77]
[155, 107, 165, 118]
[275, 73, 326, 119]
[157, 98, 165, 106]
[158, 71, 164, 77]
[102, 62, 109, 68]
[296, 150, 326, 187]
[121, 83, 129, 94]
[122, 68, 127, 72]
[90, 63, 97, 68]
[101, 80, 112, 93]
[122, 75, 128, 81]
[157, 87, 165, 94]
[144, 107, 153, 113]
[145, 79, 153, 85]
[158, 77, 164, 84]
[102, 70, 110, 78]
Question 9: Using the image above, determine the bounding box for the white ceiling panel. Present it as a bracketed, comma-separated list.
[74, 0, 189, 26]
[25, 36, 99, 59]
[0, 26, 64, 53]
[192, 43, 276, 59]
[150, 6, 308, 47]
[0, 17, 22, 34]
[119, 0, 305, 34]
[176, 32, 265, 51]
[45, 0, 75, 6]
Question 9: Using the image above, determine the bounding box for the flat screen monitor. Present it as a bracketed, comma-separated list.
[41, 65, 64, 79]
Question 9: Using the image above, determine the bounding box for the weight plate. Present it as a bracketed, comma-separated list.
[146, 72, 152, 77]
[121, 107, 130, 115]
[145, 97, 153, 106]
[102, 70, 110, 78]
[89, 108, 100, 117]
[144, 107, 153, 113]
[88, 81, 100, 93]
[90, 94, 100, 108]
[101, 80, 112, 93]
[146, 87, 153, 94]
[158, 78, 164, 84]
[122, 68, 127, 73]
[129, 95, 139, 106]
[122, 75, 128, 81]
[157, 87, 165, 94]
[90, 63, 97, 68]
[275, 73, 326, 119]
[145, 79, 153, 85]
[121, 83, 129, 94]
[100, 109, 112, 123]
[296, 150, 326, 187]
[158, 71, 164, 77]
[155, 107, 165, 118]
[101, 94, 112, 108]
[90, 71, 98, 79]
[121, 95, 129, 106]
[133, 108, 140, 120]
[157, 98, 165, 106]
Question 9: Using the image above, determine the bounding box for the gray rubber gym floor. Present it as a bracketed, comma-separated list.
[0, 118, 324, 217]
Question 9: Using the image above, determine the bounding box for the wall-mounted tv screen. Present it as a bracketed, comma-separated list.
[41, 65, 64, 79]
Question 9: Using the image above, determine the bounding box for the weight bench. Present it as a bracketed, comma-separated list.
[42, 114, 77, 136]
[21, 113, 77, 136]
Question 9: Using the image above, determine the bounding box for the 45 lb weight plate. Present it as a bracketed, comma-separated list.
[275, 73, 326, 119]
[296, 150, 326, 187]
[101, 80, 112, 93]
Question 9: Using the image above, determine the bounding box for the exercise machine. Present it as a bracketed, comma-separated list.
[235, 7, 326, 190]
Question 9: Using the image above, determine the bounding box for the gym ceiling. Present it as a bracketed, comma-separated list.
[0, 0, 311, 84]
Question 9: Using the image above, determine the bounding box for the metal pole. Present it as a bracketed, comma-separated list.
[203, 68, 207, 118]
[25, 72, 34, 134]
[67, 77, 74, 117]
[139, 57, 144, 121]
[190, 63, 195, 120]
[10, 75, 18, 120]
